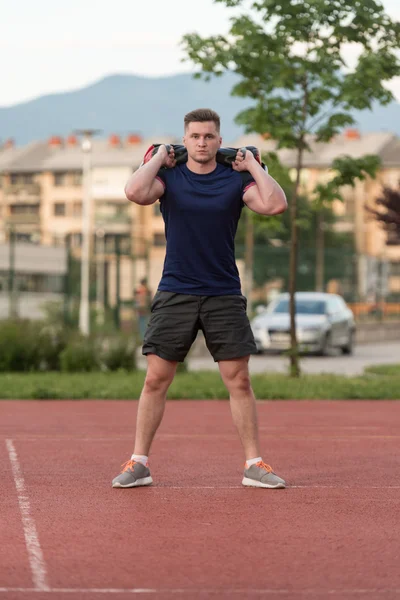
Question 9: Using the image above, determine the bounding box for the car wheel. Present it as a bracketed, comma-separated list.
[342, 330, 354, 355]
[318, 332, 332, 356]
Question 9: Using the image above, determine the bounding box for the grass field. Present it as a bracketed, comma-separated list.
[0, 364, 399, 400]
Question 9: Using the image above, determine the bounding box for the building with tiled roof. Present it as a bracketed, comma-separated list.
[1, 129, 399, 305]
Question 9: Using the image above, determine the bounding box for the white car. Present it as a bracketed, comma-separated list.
[251, 292, 356, 355]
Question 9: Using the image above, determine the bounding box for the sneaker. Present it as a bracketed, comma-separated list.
[112, 460, 153, 488]
[242, 461, 286, 489]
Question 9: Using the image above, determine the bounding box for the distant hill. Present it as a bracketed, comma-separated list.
[1, 72, 400, 145]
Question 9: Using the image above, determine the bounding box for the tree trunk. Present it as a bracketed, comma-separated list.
[288, 148, 303, 377]
[315, 210, 324, 292]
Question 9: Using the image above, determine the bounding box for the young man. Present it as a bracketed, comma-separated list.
[113, 108, 288, 489]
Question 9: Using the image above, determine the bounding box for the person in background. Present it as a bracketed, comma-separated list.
[134, 278, 152, 340]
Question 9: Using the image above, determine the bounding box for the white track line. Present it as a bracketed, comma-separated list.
[153, 485, 400, 490]
[5, 439, 50, 591]
[0, 587, 399, 595]
[5, 434, 400, 440]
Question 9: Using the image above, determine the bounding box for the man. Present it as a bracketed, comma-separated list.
[113, 108, 288, 489]
[134, 278, 152, 340]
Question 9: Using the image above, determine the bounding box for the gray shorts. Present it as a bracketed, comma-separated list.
[142, 291, 257, 362]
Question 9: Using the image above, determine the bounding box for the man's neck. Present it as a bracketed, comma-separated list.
[186, 158, 217, 174]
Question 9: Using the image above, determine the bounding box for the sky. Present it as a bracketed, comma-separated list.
[1, 0, 400, 108]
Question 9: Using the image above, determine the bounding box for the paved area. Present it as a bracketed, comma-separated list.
[138, 341, 400, 376]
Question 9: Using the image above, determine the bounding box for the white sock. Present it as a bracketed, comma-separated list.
[246, 456, 262, 468]
[131, 454, 148, 466]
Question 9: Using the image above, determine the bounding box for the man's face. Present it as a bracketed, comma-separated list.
[183, 121, 222, 164]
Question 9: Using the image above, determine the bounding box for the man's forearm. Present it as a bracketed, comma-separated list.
[248, 161, 287, 214]
[124, 152, 165, 202]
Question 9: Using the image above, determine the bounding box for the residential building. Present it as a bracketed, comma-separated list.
[1, 129, 400, 306]
[0, 134, 177, 306]
[0, 242, 67, 319]
[233, 130, 400, 297]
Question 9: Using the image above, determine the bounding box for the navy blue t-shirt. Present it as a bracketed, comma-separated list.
[155, 163, 255, 296]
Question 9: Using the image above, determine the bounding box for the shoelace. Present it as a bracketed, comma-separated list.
[256, 460, 273, 473]
[120, 459, 137, 473]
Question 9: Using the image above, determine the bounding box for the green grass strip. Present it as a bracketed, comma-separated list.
[0, 369, 399, 400]
[363, 364, 400, 377]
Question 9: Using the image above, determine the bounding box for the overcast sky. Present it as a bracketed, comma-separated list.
[1, 0, 400, 107]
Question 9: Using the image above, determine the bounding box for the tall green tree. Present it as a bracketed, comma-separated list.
[182, 0, 400, 376]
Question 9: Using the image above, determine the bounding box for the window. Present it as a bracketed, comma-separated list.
[271, 299, 327, 315]
[153, 233, 166, 247]
[54, 203, 66, 216]
[326, 297, 343, 314]
[16, 273, 64, 293]
[390, 262, 400, 276]
[10, 204, 39, 215]
[10, 174, 34, 185]
[105, 235, 131, 254]
[54, 172, 66, 186]
[71, 172, 82, 186]
[15, 234, 31, 243]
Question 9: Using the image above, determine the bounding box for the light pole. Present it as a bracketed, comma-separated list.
[96, 227, 105, 326]
[75, 129, 100, 336]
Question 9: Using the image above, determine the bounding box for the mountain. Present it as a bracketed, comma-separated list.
[1, 73, 400, 145]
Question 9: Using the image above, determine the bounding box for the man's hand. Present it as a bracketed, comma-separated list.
[157, 145, 176, 169]
[232, 148, 256, 172]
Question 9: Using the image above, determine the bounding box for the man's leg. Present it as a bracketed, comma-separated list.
[218, 356, 285, 488]
[201, 295, 285, 488]
[134, 353, 177, 455]
[218, 356, 260, 460]
[112, 354, 177, 488]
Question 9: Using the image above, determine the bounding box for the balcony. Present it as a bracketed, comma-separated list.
[95, 211, 131, 225]
[4, 183, 41, 203]
[94, 212, 131, 235]
[5, 214, 41, 226]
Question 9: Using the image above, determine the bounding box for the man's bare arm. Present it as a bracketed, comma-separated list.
[233, 150, 287, 216]
[124, 145, 175, 205]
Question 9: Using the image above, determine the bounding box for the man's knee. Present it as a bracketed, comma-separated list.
[144, 358, 177, 394]
[222, 368, 251, 394]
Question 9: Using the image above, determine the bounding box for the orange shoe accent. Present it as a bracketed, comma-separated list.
[120, 459, 137, 473]
[256, 461, 273, 473]
[120, 459, 148, 473]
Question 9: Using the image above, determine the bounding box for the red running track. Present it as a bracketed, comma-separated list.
[1, 400, 400, 600]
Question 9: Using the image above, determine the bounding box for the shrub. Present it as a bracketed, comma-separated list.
[60, 337, 100, 372]
[0, 320, 41, 371]
[37, 325, 70, 370]
[101, 336, 137, 371]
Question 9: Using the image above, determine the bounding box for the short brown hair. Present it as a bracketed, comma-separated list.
[184, 108, 220, 132]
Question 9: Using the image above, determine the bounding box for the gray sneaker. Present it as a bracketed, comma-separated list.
[242, 461, 286, 489]
[112, 460, 153, 488]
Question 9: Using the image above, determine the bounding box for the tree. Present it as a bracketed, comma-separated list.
[182, 0, 400, 376]
[366, 185, 400, 245]
[312, 154, 381, 290]
[236, 152, 353, 289]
